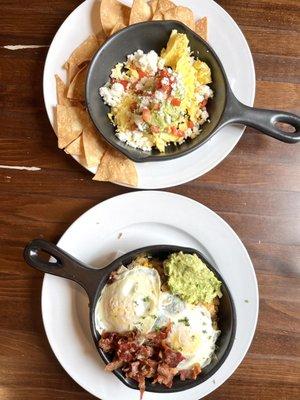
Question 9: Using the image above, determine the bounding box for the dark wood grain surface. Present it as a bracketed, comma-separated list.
[0, 0, 299, 399]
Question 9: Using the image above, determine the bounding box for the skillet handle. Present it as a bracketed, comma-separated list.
[224, 94, 300, 143]
[24, 239, 103, 301]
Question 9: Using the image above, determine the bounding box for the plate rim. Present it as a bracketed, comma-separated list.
[42, 0, 256, 189]
[41, 190, 259, 400]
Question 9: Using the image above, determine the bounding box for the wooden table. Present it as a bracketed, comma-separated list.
[1, 1, 299, 399]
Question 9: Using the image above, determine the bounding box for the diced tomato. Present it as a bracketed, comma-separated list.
[199, 99, 208, 108]
[119, 79, 129, 89]
[136, 68, 149, 79]
[171, 126, 184, 137]
[110, 78, 128, 89]
[171, 98, 181, 106]
[130, 102, 137, 112]
[160, 69, 170, 79]
[188, 120, 194, 129]
[152, 103, 160, 111]
[142, 108, 151, 123]
[161, 84, 171, 93]
[150, 125, 160, 133]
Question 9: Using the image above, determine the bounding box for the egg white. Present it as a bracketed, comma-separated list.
[155, 292, 220, 370]
[95, 265, 160, 334]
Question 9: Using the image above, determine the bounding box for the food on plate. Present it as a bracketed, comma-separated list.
[96, 252, 222, 397]
[100, 30, 213, 152]
[92, 148, 138, 186]
[100, 0, 131, 36]
[54, 0, 209, 186]
[164, 252, 222, 304]
[195, 16, 208, 41]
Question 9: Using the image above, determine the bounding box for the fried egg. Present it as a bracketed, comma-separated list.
[95, 265, 160, 334]
[155, 292, 220, 370]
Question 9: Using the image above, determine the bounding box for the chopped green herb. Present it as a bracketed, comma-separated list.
[244, 299, 249, 303]
[143, 296, 150, 302]
[178, 317, 190, 326]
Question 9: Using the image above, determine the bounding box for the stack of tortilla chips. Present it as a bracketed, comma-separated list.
[55, 0, 208, 187]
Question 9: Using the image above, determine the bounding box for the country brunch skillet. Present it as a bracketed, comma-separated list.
[24, 239, 235, 394]
[86, 20, 300, 162]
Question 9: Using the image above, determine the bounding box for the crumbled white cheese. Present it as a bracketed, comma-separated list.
[199, 109, 209, 124]
[99, 82, 124, 107]
[127, 49, 159, 75]
[134, 115, 147, 131]
[154, 90, 164, 101]
[165, 115, 172, 124]
[116, 130, 153, 151]
[139, 96, 151, 109]
[198, 85, 213, 99]
[110, 62, 124, 79]
[158, 58, 165, 70]
[161, 77, 169, 85]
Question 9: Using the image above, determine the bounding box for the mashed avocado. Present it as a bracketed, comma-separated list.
[164, 252, 222, 304]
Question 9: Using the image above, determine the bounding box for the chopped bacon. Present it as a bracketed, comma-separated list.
[98, 323, 200, 398]
[179, 363, 201, 380]
[153, 362, 178, 388]
[162, 343, 185, 367]
[105, 359, 124, 371]
[136, 345, 154, 360]
[117, 341, 139, 362]
[146, 323, 172, 345]
[143, 359, 158, 378]
[99, 332, 118, 352]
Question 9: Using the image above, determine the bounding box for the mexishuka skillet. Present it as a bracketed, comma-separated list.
[86, 21, 300, 162]
[24, 238, 236, 394]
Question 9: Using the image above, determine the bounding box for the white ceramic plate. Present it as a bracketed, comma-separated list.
[43, 0, 255, 189]
[42, 191, 259, 400]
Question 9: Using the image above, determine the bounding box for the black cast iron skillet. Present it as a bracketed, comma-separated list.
[24, 238, 236, 393]
[86, 20, 300, 162]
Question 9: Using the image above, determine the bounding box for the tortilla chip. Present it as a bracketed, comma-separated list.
[149, 0, 158, 14]
[195, 17, 208, 41]
[67, 64, 87, 102]
[163, 6, 195, 30]
[100, 0, 130, 36]
[82, 127, 107, 167]
[93, 149, 137, 186]
[65, 35, 99, 82]
[110, 22, 126, 36]
[64, 134, 84, 155]
[55, 75, 72, 106]
[56, 105, 89, 149]
[129, 0, 152, 24]
[155, 0, 175, 12]
[152, 0, 174, 18]
[152, 11, 164, 20]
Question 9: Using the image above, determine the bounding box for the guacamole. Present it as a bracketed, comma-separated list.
[164, 252, 222, 304]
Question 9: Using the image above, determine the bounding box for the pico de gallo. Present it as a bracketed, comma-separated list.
[99, 30, 213, 153]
